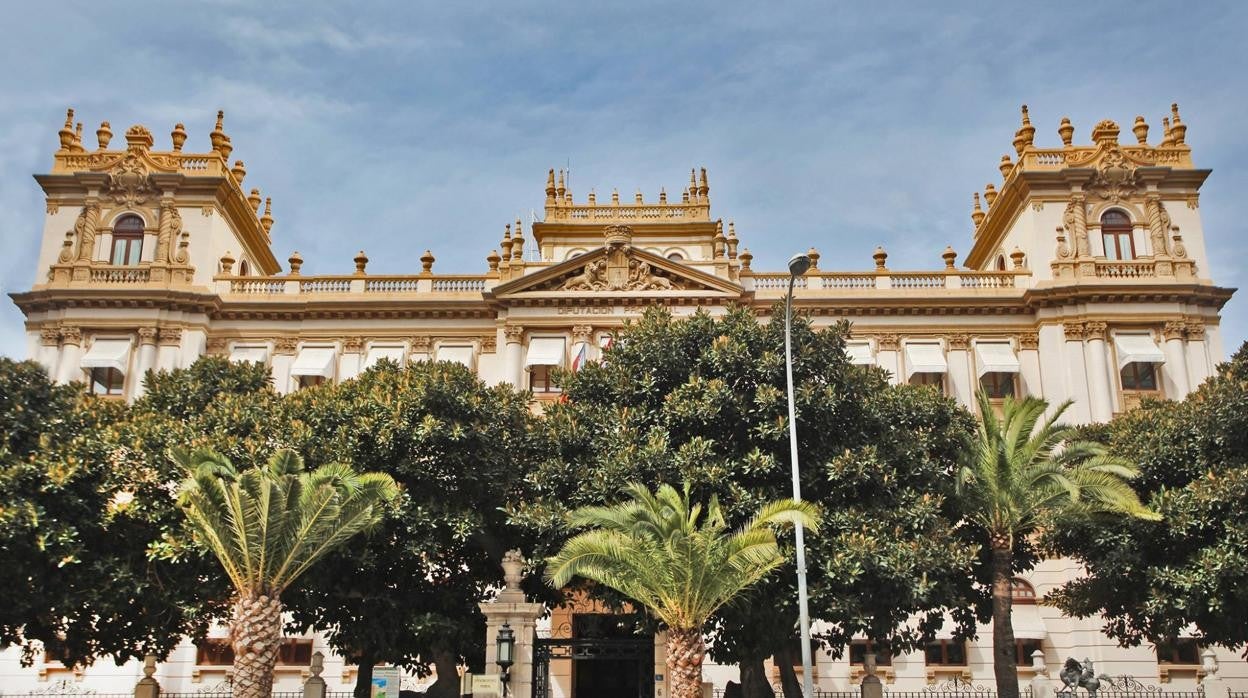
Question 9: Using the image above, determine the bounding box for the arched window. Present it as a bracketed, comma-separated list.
[1011, 578, 1037, 604]
[995, 255, 1007, 271]
[667, 252, 685, 261]
[1101, 211, 1135, 261]
[110, 215, 144, 265]
[238, 260, 250, 276]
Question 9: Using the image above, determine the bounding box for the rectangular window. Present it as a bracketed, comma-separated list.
[909, 372, 945, 395]
[1120, 363, 1158, 391]
[298, 375, 326, 390]
[849, 640, 891, 666]
[110, 235, 143, 265]
[196, 638, 313, 666]
[1102, 231, 1136, 261]
[924, 640, 967, 667]
[529, 365, 561, 393]
[88, 367, 125, 396]
[1156, 639, 1200, 665]
[980, 372, 1017, 399]
[1014, 639, 1043, 665]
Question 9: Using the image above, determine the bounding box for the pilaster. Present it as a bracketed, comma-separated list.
[55, 326, 83, 385]
[1082, 322, 1113, 421]
[504, 325, 525, 388]
[133, 327, 159, 398]
[1162, 321, 1190, 398]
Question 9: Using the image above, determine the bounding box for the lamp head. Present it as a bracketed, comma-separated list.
[788, 253, 812, 277]
[496, 622, 515, 670]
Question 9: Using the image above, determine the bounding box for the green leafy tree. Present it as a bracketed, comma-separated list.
[1047, 343, 1248, 654]
[547, 482, 819, 698]
[279, 361, 542, 698]
[956, 391, 1158, 698]
[176, 447, 399, 698]
[512, 307, 982, 698]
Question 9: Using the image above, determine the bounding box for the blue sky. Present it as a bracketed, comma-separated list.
[1, 1, 1245, 359]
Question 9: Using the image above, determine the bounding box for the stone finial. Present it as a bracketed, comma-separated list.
[1010, 247, 1026, 269]
[635, 188, 643, 204]
[58, 108, 76, 150]
[1058, 117, 1074, 147]
[96, 121, 113, 150]
[260, 198, 274, 234]
[74, 122, 84, 150]
[232, 160, 247, 186]
[999, 154, 1013, 180]
[171, 123, 188, 151]
[712, 220, 727, 259]
[611, 188, 620, 205]
[502, 549, 524, 592]
[984, 183, 998, 207]
[1133, 116, 1150, 144]
[545, 168, 556, 201]
[354, 250, 369, 275]
[941, 245, 957, 269]
[726, 221, 739, 259]
[807, 247, 820, 270]
[1201, 648, 1218, 677]
[220, 250, 236, 275]
[681, 187, 690, 203]
[739, 248, 753, 271]
[873, 245, 888, 270]
[699, 167, 709, 200]
[689, 168, 698, 200]
[219, 134, 233, 161]
[288, 251, 303, 275]
[971, 192, 986, 227]
[1091, 119, 1121, 145]
[310, 651, 325, 678]
[210, 110, 227, 152]
[587, 189, 596, 205]
[1031, 649, 1047, 676]
[512, 218, 525, 261]
[556, 169, 566, 199]
[1012, 104, 1036, 156]
[500, 223, 514, 261]
[248, 188, 262, 211]
[124, 125, 154, 152]
[486, 249, 501, 273]
[1169, 103, 1187, 145]
[1160, 117, 1173, 146]
[659, 187, 667, 204]
[420, 249, 435, 274]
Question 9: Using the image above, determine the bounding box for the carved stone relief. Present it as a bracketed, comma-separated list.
[551, 225, 686, 292]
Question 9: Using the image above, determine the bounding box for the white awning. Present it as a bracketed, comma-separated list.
[229, 345, 269, 365]
[81, 339, 131, 373]
[363, 345, 406, 370]
[435, 345, 475, 369]
[1115, 334, 1165, 369]
[525, 337, 566, 370]
[1011, 605, 1048, 640]
[845, 341, 875, 366]
[904, 343, 948, 379]
[975, 342, 1020, 377]
[290, 347, 336, 378]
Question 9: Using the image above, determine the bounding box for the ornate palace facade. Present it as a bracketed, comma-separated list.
[3, 105, 1240, 696]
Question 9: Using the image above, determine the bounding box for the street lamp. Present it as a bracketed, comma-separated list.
[784, 252, 816, 698]
[496, 622, 515, 696]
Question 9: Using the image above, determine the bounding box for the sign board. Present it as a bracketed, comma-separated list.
[371, 666, 401, 698]
[472, 674, 503, 698]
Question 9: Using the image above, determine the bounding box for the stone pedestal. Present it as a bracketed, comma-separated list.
[480, 550, 546, 698]
[134, 655, 160, 698]
[1200, 649, 1228, 698]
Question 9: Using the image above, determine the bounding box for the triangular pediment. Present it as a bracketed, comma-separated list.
[490, 245, 743, 299]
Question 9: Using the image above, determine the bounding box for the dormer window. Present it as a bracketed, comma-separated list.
[1101, 211, 1135, 261]
[110, 215, 145, 265]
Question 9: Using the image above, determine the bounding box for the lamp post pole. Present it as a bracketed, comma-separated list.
[784, 253, 816, 698]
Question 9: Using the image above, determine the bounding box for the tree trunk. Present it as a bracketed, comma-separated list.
[230, 593, 284, 698]
[991, 543, 1020, 698]
[667, 627, 707, 698]
[773, 647, 801, 698]
[739, 655, 775, 698]
[352, 656, 375, 698]
[425, 648, 461, 698]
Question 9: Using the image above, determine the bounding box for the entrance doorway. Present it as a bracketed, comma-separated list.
[533, 614, 654, 698]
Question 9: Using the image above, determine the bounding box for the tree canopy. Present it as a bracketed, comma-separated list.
[1047, 342, 1248, 653]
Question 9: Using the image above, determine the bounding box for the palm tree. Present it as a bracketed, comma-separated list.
[546, 482, 820, 698]
[175, 448, 399, 698]
[957, 392, 1159, 698]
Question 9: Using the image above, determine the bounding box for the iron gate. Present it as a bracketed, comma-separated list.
[533, 637, 655, 698]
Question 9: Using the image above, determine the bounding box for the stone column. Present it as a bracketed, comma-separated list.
[1017, 332, 1041, 398]
[339, 337, 364, 382]
[504, 326, 525, 388]
[38, 326, 62, 379]
[1083, 322, 1113, 422]
[56, 326, 84, 385]
[480, 550, 545, 698]
[133, 327, 159, 398]
[876, 334, 901, 385]
[946, 334, 973, 408]
[1185, 322, 1211, 392]
[155, 328, 183, 373]
[1162, 321, 1190, 399]
[1062, 322, 1092, 423]
[272, 337, 298, 394]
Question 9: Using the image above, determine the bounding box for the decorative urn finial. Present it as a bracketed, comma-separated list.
[999, 154, 1013, 180]
[941, 245, 957, 269]
[1012, 104, 1035, 156]
[354, 250, 369, 275]
[487, 249, 501, 273]
[420, 249, 435, 274]
[1133, 116, 1150, 144]
[248, 188, 262, 211]
[288, 251, 303, 275]
[873, 245, 888, 270]
[971, 192, 986, 226]
[171, 123, 188, 151]
[1169, 103, 1187, 145]
[1010, 246, 1026, 269]
[210, 110, 226, 152]
[96, 121, 113, 150]
[58, 108, 75, 150]
[219, 250, 236, 275]
[984, 183, 998, 207]
[1090, 119, 1121, 145]
[260, 197, 274, 234]
[231, 160, 247, 186]
[1058, 117, 1074, 147]
[807, 246, 820, 270]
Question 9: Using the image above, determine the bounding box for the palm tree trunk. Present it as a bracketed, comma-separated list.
[667, 627, 707, 698]
[230, 593, 284, 698]
[991, 544, 1020, 698]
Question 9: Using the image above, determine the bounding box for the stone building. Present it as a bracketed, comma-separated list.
[2, 105, 1240, 697]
